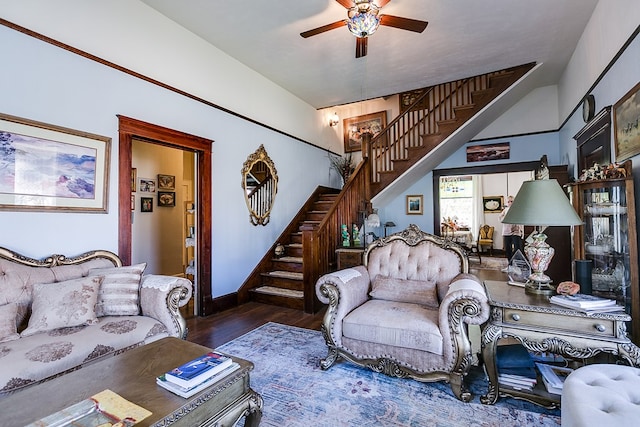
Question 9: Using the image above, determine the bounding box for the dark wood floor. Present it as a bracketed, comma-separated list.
[185, 265, 505, 349]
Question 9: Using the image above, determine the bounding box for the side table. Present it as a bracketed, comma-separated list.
[481, 280, 640, 408]
[335, 247, 364, 270]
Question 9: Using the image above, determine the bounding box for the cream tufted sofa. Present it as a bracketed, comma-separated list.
[315, 224, 490, 401]
[0, 247, 192, 395]
[561, 364, 640, 426]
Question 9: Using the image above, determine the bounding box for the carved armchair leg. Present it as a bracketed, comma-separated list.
[449, 373, 472, 402]
[319, 346, 339, 370]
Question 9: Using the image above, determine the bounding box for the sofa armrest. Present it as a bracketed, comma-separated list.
[438, 274, 490, 368]
[140, 274, 193, 339]
[315, 266, 370, 347]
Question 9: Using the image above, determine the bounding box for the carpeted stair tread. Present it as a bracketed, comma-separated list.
[265, 271, 303, 280]
[252, 286, 303, 299]
[275, 256, 302, 263]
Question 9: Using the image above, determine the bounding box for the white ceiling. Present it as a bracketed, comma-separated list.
[141, 0, 599, 110]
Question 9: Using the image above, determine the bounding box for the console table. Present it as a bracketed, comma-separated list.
[481, 280, 640, 408]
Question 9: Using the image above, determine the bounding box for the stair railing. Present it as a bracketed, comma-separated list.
[367, 68, 523, 191]
[301, 156, 370, 313]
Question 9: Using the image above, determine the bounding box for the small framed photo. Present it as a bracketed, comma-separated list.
[157, 174, 175, 190]
[131, 168, 137, 192]
[158, 191, 176, 207]
[406, 194, 423, 215]
[139, 178, 156, 193]
[483, 196, 504, 213]
[130, 194, 135, 211]
[141, 197, 153, 212]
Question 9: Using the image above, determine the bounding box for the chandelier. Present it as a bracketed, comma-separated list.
[347, 1, 380, 37]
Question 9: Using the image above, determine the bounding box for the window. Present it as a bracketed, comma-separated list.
[439, 175, 473, 231]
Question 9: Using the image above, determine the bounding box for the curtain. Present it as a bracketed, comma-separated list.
[471, 175, 484, 241]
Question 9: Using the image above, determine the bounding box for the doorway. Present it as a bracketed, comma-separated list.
[118, 116, 214, 316]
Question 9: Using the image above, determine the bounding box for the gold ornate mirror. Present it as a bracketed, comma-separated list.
[242, 144, 278, 226]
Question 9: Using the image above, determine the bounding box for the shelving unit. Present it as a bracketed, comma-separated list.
[184, 201, 196, 282]
[567, 175, 639, 343]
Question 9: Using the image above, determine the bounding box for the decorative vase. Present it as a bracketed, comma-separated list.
[274, 243, 285, 258]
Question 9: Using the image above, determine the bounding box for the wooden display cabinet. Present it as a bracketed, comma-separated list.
[567, 174, 639, 344]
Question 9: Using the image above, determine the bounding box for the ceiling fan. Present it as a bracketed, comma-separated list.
[300, 0, 428, 58]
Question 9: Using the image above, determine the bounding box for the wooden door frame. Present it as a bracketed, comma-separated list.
[118, 115, 214, 316]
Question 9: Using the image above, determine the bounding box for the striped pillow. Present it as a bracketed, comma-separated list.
[88, 263, 146, 316]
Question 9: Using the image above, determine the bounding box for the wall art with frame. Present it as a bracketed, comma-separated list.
[0, 113, 110, 212]
[158, 191, 176, 207]
[343, 111, 387, 153]
[141, 197, 153, 212]
[406, 194, 423, 215]
[614, 81, 640, 162]
[138, 178, 156, 193]
[157, 174, 175, 190]
[483, 196, 504, 213]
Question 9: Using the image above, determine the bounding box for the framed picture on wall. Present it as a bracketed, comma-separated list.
[157, 174, 175, 190]
[139, 178, 156, 193]
[141, 197, 153, 212]
[466, 142, 510, 163]
[0, 113, 110, 213]
[406, 195, 423, 215]
[158, 191, 176, 207]
[131, 168, 137, 192]
[483, 196, 503, 213]
[343, 111, 387, 153]
[613, 81, 640, 161]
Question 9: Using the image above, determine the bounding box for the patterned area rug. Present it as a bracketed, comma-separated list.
[217, 322, 560, 426]
[472, 256, 509, 271]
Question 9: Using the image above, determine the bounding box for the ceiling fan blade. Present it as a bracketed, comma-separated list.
[300, 20, 347, 38]
[377, 0, 391, 7]
[335, 0, 354, 8]
[379, 15, 428, 33]
[355, 37, 368, 58]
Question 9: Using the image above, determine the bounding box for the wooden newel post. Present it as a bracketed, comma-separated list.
[361, 131, 372, 202]
[301, 224, 320, 313]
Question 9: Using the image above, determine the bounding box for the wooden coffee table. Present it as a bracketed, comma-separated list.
[0, 337, 262, 426]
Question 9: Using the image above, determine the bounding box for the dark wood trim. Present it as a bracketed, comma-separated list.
[0, 18, 338, 156]
[469, 129, 556, 143]
[117, 115, 214, 316]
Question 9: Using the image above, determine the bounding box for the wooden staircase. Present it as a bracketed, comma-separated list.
[238, 63, 535, 313]
[239, 188, 341, 311]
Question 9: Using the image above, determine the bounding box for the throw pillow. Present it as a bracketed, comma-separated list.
[88, 263, 146, 317]
[370, 275, 439, 308]
[0, 303, 20, 343]
[21, 276, 103, 337]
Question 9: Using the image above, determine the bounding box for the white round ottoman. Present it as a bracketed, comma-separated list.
[561, 364, 640, 427]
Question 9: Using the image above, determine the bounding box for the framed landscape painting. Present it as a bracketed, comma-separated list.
[343, 111, 387, 153]
[0, 113, 110, 212]
[614, 81, 640, 161]
[406, 195, 423, 215]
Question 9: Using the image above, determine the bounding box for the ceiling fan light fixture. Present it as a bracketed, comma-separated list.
[347, 3, 380, 37]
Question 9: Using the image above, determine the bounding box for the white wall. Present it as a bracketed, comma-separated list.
[0, 0, 327, 146]
[0, 23, 332, 298]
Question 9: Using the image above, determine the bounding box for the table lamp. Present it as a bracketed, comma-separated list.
[501, 179, 582, 295]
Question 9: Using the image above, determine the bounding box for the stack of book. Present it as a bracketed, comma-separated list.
[496, 344, 537, 391]
[549, 294, 624, 314]
[156, 351, 239, 398]
[536, 362, 573, 395]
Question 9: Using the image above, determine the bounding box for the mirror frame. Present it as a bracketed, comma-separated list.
[241, 144, 278, 226]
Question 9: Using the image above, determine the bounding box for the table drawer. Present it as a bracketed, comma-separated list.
[503, 308, 616, 338]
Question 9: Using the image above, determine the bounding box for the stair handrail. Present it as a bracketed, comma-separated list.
[301, 157, 369, 312]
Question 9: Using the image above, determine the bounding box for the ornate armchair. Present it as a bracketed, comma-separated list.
[315, 224, 490, 401]
[477, 224, 495, 255]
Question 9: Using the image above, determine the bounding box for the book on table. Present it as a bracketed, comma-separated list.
[165, 351, 233, 389]
[549, 294, 616, 308]
[549, 294, 623, 314]
[495, 344, 537, 389]
[535, 363, 573, 395]
[157, 362, 240, 398]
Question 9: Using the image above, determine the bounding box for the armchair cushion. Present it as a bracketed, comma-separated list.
[88, 263, 146, 316]
[343, 299, 443, 354]
[370, 275, 438, 308]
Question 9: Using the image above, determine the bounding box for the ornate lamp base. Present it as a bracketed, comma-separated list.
[525, 280, 555, 296]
